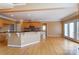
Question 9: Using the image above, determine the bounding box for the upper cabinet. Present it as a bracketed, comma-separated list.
[21, 22, 42, 28]
[0, 18, 15, 27]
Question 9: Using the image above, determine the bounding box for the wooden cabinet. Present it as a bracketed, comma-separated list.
[0, 18, 15, 28]
[0, 33, 6, 42]
[21, 22, 42, 28]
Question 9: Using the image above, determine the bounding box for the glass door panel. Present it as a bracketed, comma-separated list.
[77, 20, 79, 40]
[69, 22, 74, 38]
[64, 24, 68, 36]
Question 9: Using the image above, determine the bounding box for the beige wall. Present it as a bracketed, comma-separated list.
[47, 21, 63, 37]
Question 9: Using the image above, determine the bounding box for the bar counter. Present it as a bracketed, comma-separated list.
[1, 31, 46, 47]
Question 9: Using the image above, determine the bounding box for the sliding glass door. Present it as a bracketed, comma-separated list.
[77, 20, 79, 40]
[64, 22, 75, 39]
[64, 24, 68, 36]
[69, 22, 75, 39]
[64, 20, 79, 41]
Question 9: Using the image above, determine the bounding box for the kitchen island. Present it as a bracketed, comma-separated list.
[7, 31, 46, 47]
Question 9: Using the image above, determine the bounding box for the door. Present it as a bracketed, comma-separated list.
[64, 24, 68, 36]
[69, 22, 75, 39]
[77, 20, 79, 40]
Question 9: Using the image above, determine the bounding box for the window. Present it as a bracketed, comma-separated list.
[42, 25, 46, 31]
[64, 24, 68, 36]
[64, 20, 78, 40]
[77, 20, 79, 40]
[69, 22, 74, 38]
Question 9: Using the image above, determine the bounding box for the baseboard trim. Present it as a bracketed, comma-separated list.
[8, 41, 40, 48]
[47, 35, 61, 38]
[8, 45, 21, 48]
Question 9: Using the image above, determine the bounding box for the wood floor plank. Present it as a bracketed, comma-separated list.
[0, 37, 79, 55]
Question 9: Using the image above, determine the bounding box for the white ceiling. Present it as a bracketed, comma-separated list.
[0, 3, 27, 9]
[0, 3, 78, 21]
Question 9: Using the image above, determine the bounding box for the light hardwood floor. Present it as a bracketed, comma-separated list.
[0, 37, 79, 55]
